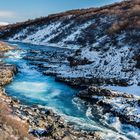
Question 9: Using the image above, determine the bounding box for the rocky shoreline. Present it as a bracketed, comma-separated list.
[0, 42, 102, 140]
[9, 97, 102, 140]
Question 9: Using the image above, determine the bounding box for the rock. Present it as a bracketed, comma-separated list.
[78, 86, 133, 98]
[68, 56, 92, 67]
[29, 128, 53, 137]
[0, 41, 16, 52]
[133, 54, 140, 69]
[77, 85, 140, 128]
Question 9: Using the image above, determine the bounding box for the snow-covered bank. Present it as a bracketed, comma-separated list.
[78, 86, 140, 130]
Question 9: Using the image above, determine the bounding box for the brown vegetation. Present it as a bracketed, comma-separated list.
[108, 0, 140, 34]
[0, 98, 34, 140]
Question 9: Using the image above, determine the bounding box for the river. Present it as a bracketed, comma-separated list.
[3, 41, 140, 140]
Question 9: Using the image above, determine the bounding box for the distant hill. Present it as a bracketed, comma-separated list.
[0, 22, 9, 26]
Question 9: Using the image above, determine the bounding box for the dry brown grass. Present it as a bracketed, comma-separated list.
[0, 100, 34, 140]
[108, 20, 129, 34]
[108, 1, 140, 34]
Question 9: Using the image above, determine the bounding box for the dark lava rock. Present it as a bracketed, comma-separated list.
[78, 86, 133, 98]
[29, 126, 53, 137]
[68, 56, 92, 67]
[133, 54, 140, 69]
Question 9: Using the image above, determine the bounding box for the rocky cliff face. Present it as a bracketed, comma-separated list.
[0, 0, 140, 86]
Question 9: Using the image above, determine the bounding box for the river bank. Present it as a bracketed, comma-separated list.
[0, 42, 34, 140]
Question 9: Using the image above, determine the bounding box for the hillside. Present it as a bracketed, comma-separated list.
[0, 0, 140, 87]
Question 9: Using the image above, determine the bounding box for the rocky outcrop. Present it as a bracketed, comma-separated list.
[55, 76, 129, 88]
[0, 63, 17, 86]
[78, 86, 140, 128]
[68, 56, 92, 67]
[78, 86, 133, 98]
[0, 41, 15, 52]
